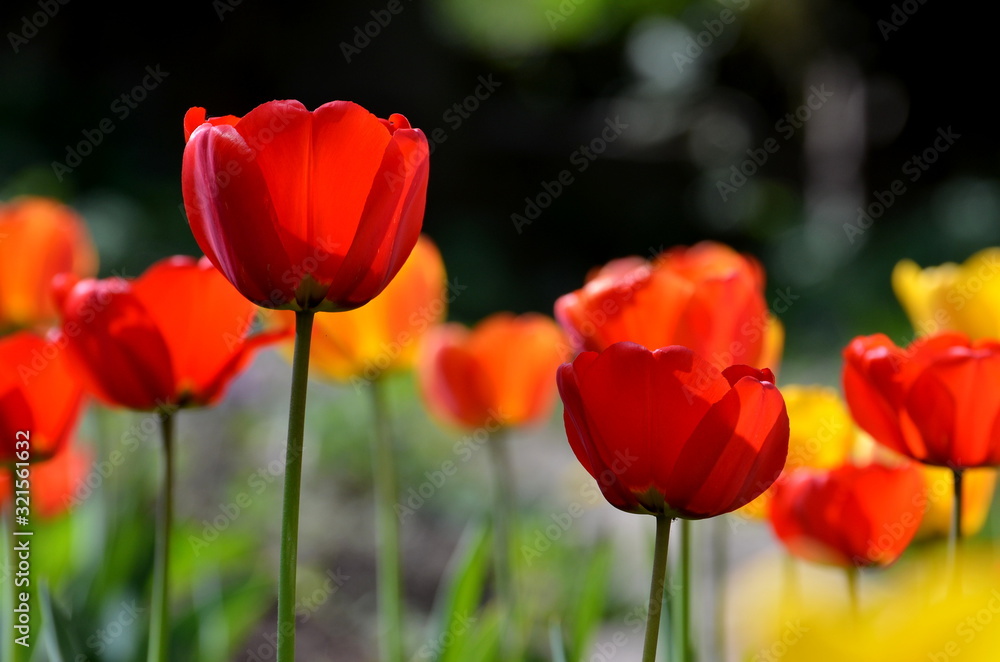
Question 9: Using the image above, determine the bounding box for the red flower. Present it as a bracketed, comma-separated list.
[555, 242, 783, 369]
[769, 463, 925, 567]
[0, 332, 84, 463]
[0, 443, 91, 518]
[557, 342, 789, 518]
[842, 332, 1000, 468]
[418, 313, 570, 429]
[54, 256, 282, 411]
[181, 100, 430, 312]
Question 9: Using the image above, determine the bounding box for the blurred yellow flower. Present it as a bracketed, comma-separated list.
[739, 385, 855, 519]
[275, 235, 448, 383]
[730, 547, 1000, 662]
[893, 248, 1000, 339]
[915, 466, 996, 540]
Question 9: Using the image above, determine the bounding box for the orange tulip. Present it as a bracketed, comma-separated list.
[418, 313, 570, 429]
[0, 196, 97, 330]
[555, 241, 783, 370]
[54, 256, 283, 411]
[1, 331, 85, 463]
[280, 235, 447, 383]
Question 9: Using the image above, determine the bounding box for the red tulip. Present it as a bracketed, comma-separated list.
[0, 443, 91, 518]
[54, 256, 282, 411]
[555, 242, 783, 369]
[181, 100, 430, 312]
[0, 332, 84, 463]
[418, 313, 570, 429]
[769, 463, 925, 567]
[557, 342, 789, 518]
[842, 332, 1000, 468]
[0, 196, 97, 330]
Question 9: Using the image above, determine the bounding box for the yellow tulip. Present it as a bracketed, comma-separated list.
[738, 385, 855, 519]
[276, 235, 447, 383]
[893, 248, 1000, 339]
[915, 466, 996, 540]
[730, 547, 1000, 662]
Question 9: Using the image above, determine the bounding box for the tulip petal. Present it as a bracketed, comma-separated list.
[60, 280, 175, 410]
[323, 126, 428, 308]
[670, 377, 788, 517]
[183, 124, 297, 307]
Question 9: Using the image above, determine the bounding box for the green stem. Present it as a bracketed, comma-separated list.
[277, 310, 315, 662]
[949, 468, 965, 593]
[845, 566, 859, 619]
[487, 429, 516, 659]
[147, 411, 175, 662]
[641, 516, 672, 662]
[711, 518, 726, 662]
[679, 519, 693, 662]
[371, 379, 403, 662]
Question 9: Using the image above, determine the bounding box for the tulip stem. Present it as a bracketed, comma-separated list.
[277, 310, 314, 662]
[641, 516, 672, 662]
[148, 410, 175, 662]
[678, 519, 693, 662]
[845, 566, 860, 618]
[371, 379, 404, 662]
[949, 468, 965, 592]
[487, 428, 518, 658]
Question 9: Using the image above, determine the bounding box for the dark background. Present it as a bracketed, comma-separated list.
[2, 0, 997, 381]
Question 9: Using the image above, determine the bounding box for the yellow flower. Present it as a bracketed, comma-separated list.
[739, 385, 855, 519]
[730, 547, 1000, 662]
[893, 248, 1000, 338]
[275, 235, 447, 383]
[915, 466, 996, 540]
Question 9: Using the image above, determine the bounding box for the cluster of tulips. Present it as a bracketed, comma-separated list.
[2, 98, 999, 661]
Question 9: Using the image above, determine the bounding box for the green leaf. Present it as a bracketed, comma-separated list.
[568, 541, 613, 661]
[39, 583, 87, 662]
[549, 619, 569, 662]
[430, 522, 492, 662]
